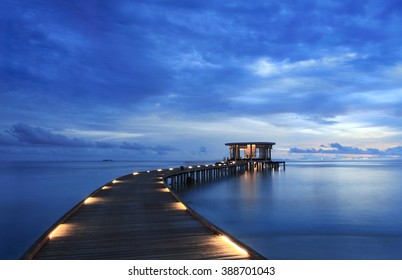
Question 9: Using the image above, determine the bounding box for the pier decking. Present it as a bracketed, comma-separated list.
[22, 164, 266, 260]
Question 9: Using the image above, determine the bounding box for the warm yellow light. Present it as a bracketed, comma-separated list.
[160, 188, 170, 193]
[102, 186, 110, 190]
[112, 180, 118, 184]
[173, 202, 187, 210]
[133, 172, 140, 175]
[84, 197, 101, 204]
[49, 227, 60, 239]
[84, 197, 94, 204]
[48, 224, 69, 239]
[220, 235, 249, 256]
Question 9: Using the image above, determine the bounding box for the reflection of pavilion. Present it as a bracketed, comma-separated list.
[225, 142, 285, 169]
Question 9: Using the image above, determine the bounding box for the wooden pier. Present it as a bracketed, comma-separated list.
[22, 163, 267, 260]
[246, 160, 286, 171]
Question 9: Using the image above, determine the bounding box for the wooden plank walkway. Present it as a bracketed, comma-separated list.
[23, 168, 265, 260]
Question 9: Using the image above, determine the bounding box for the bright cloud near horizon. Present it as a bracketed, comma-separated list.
[1, 0, 402, 161]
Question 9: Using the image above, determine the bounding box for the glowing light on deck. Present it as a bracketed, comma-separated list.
[157, 169, 163, 172]
[48, 224, 69, 239]
[84, 197, 94, 204]
[220, 235, 249, 256]
[102, 186, 110, 190]
[197, 165, 201, 168]
[112, 180, 118, 184]
[169, 168, 174, 170]
[49, 227, 60, 239]
[160, 188, 170, 193]
[84, 197, 102, 205]
[205, 165, 209, 167]
[188, 166, 193, 169]
[133, 172, 140, 175]
[147, 170, 150, 173]
[173, 202, 187, 210]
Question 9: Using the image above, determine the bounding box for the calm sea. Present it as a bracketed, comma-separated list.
[0, 160, 188, 259]
[179, 160, 402, 260]
[2, 160, 402, 260]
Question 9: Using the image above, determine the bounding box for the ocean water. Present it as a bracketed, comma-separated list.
[179, 160, 402, 260]
[0, 160, 187, 259]
[2, 160, 402, 260]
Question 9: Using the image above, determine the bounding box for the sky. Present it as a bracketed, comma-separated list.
[1, 0, 402, 161]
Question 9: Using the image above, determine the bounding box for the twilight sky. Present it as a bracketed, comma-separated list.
[1, 0, 402, 161]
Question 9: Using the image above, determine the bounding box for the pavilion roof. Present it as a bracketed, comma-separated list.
[225, 142, 276, 146]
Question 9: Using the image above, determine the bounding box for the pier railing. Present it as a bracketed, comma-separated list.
[164, 160, 285, 192]
[164, 161, 248, 192]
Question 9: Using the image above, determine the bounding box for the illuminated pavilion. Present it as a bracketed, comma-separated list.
[225, 142, 284, 169]
[225, 142, 275, 161]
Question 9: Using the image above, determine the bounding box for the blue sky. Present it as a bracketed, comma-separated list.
[1, 0, 402, 161]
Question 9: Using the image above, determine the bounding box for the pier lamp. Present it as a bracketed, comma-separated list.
[48, 224, 68, 239]
[220, 235, 249, 256]
[174, 202, 187, 211]
[84, 197, 94, 204]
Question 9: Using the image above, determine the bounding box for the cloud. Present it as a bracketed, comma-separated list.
[119, 142, 177, 155]
[0, 124, 179, 157]
[5, 124, 91, 147]
[289, 143, 402, 157]
[119, 142, 146, 151]
[172, 50, 220, 69]
[95, 141, 115, 149]
[2, 1, 402, 160]
[248, 53, 358, 77]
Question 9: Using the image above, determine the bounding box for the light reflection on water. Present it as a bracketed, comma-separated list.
[179, 160, 402, 260]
